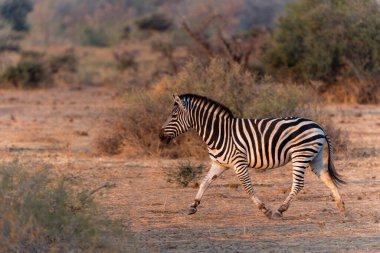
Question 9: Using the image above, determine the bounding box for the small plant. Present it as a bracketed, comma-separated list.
[94, 113, 128, 156]
[95, 133, 125, 156]
[113, 50, 138, 72]
[165, 161, 204, 187]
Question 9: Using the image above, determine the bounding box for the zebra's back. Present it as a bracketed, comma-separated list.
[232, 117, 325, 169]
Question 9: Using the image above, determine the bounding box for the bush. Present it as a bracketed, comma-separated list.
[153, 58, 312, 118]
[97, 58, 331, 158]
[113, 50, 138, 72]
[261, 0, 380, 82]
[0, 49, 80, 89]
[49, 48, 78, 74]
[0, 0, 33, 32]
[0, 161, 128, 252]
[136, 13, 173, 32]
[1, 61, 52, 89]
[82, 27, 108, 47]
[95, 114, 127, 156]
[0, 33, 21, 52]
[165, 161, 204, 187]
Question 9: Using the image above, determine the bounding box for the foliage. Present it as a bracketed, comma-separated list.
[82, 27, 108, 47]
[136, 13, 173, 32]
[0, 49, 80, 89]
[98, 58, 322, 158]
[0, 0, 33, 32]
[95, 114, 127, 155]
[1, 51, 52, 88]
[0, 33, 22, 52]
[155, 58, 312, 118]
[49, 48, 78, 74]
[1, 61, 51, 89]
[0, 161, 128, 252]
[113, 50, 138, 72]
[261, 0, 380, 84]
[165, 161, 204, 187]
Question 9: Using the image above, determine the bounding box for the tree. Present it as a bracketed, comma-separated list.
[261, 0, 380, 83]
[0, 0, 33, 32]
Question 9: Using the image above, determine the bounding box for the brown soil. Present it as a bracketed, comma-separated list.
[0, 87, 379, 252]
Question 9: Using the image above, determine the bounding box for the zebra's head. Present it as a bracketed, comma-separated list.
[159, 94, 192, 144]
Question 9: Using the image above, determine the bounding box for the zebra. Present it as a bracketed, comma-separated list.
[159, 94, 346, 219]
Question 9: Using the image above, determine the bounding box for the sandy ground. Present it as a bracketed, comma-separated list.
[0, 87, 379, 252]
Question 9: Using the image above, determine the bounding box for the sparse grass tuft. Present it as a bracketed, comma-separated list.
[165, 161, 204, 187]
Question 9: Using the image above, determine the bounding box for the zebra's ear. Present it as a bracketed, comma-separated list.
[173, 94, 186, 111]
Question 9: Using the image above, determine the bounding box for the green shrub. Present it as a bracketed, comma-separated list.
[82, 27, 108, 47]
[165, 161, 204, 187]
[136, 13, 173, 32]
[0, 161, 128, 252]
[0, 49, 80, 89]
[1, 60, 52, 89]
[261, 0, 380, 83]
[0, 0, 33, 32]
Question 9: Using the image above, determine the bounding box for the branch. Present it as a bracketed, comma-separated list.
[182, 22, 214, 58]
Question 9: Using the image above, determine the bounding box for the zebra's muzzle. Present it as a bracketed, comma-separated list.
[159, 130, 172, 144]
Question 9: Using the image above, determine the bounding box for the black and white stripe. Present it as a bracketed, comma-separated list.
[159, 94, 346, 219]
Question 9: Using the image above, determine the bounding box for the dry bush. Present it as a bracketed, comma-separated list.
[0, 49, 79, 89]
[0, 160, 129, 252]
[94, 112, 128, 156]
[98, 58, 347, 158]
[153, 58, 314, 119]
[165, 161, 205, 187]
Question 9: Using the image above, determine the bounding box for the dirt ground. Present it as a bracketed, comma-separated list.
[0, 87, 379, 252]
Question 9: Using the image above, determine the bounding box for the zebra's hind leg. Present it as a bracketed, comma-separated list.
[187, 162, 227, 215]
[234, 163, 273, 219]
[272, 154, 312, 219]
[309, 149, 346, 216]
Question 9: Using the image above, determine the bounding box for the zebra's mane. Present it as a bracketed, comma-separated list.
[179, 93, 234, 117]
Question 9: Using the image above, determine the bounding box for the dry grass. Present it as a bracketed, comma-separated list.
[165, 161, 205, 187]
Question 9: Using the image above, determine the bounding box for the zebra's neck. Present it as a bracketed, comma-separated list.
[188, 98, 233, 150]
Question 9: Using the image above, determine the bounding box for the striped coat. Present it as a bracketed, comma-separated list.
[159, 94, 346, 219]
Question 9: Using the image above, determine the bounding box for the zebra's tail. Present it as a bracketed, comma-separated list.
[325, 134, 346, 188]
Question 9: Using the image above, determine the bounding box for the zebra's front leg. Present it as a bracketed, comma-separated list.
[187, 162, 227, 215]
[234, 163, 273, 219]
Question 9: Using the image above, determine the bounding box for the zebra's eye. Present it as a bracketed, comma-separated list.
[172, 113, 178, 119]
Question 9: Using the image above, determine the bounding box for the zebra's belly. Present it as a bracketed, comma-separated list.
[248, 155, 292, 170]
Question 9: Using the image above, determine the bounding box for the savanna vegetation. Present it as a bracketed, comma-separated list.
[0, 0, 378, 250]
[0, 0, 373, 157]
[0, 161, 129, 252]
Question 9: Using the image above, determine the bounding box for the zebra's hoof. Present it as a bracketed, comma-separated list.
[264, 208, 273, 219]
[187, 206, 197, 215]
[272, 210, 283, 219]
